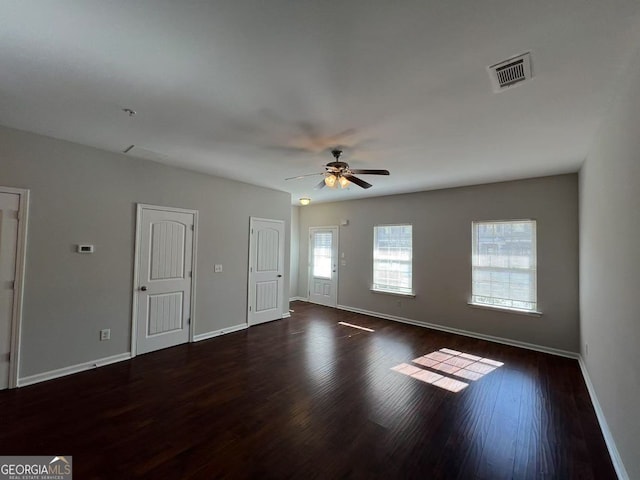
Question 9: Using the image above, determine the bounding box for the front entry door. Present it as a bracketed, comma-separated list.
[134, 205, 196, 355]
[248, 218, 285, 326]
[308, 227, 338, 307]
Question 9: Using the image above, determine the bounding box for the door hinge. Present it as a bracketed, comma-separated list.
[251, 228, 254, 234]
[189, 271, 192, 278]
[249, 306, 252, 312]
[187, 318, 191, 324]
[250, 266, 253, 273]
[191, 224, 195, 231]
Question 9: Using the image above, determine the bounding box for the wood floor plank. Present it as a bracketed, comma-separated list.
[0, 301, 615, 479]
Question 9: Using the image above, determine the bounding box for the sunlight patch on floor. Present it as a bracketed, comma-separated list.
[338, 321, 374, 332]
[391, 348, 504, 393]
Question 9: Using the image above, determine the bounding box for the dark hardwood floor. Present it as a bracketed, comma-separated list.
[0, 301, 615, 479]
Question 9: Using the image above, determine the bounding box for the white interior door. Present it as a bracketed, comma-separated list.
[248, 218, 285, 326]
[0, 193, 20, 389]
[308, 226, 338, 307]
[134, 205, 196, 355]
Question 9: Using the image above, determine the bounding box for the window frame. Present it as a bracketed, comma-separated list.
[470, 219, 541, 315]
[371, 223, 415, 297]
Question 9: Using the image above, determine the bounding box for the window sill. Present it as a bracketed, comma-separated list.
[371, 288, 416, 298]
[467, 302, 542, 317]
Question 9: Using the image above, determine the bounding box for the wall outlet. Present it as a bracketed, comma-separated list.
[100, 329, 111, 341]
[214, 264, 223, 273]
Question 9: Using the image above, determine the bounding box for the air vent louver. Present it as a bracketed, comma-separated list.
[488, 52, 532, 92]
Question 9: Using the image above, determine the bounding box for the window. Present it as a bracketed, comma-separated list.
[373, 224, 413, 295]
[471, 220, 537, 312]
[312, 231, 333, 279]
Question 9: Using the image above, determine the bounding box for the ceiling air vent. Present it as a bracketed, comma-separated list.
[488, 52, 532, 92]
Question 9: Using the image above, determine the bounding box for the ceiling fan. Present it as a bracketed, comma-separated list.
[286, 149, 390, 190]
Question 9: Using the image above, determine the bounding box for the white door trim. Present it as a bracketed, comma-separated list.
[0, 186, 29, 389]
[247, 217, 285, 326]
[307, 225, 339, 307]
[131, 203, 199, 357]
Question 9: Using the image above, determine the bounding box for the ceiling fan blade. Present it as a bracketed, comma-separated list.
[314, 179, 327, 190]
[285, 172, 324, 181]
[348, 169, 390, 175]
[343, 174, 372, 189]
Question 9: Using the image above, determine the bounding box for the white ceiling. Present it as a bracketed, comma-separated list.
[1, 1, 639, 204]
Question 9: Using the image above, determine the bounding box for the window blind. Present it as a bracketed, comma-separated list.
[373, 224, 413, 294]
[471, 220, 537, 311]
[312, 231, 333, 279]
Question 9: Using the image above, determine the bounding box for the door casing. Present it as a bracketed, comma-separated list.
[0, 186, 29, 389]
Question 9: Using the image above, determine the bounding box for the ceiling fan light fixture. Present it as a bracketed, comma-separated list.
[324, 174, 337, 188]
[286, 149, 389, 191]
[299, 197, 311, 206]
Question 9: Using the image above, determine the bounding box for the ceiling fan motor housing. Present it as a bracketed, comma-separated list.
[326, 161, 349, 172]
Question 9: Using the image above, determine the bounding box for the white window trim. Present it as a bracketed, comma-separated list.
[467, 301, 542, 317]
[370, 287, 416, 298]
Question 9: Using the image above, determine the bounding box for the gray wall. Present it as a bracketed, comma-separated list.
[290, 205, 300, 299]
[0, 125, 291, 378]
[298, 175, 579, 352]
[579, 51, 640, 479]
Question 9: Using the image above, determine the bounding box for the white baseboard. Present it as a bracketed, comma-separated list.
[335, 303, 579, 359]
[193, 323, 247, 342]
[289, 296, 307, 302]
[282, 312, 291, 319]
[578, 357, 629, 480]
[18, 352, 132, 387]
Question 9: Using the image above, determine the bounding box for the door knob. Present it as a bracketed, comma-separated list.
[277, 274, 282, 278]
[140, 286, 148, 291]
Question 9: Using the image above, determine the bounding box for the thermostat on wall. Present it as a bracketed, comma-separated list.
[77, 244, 94, 254]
